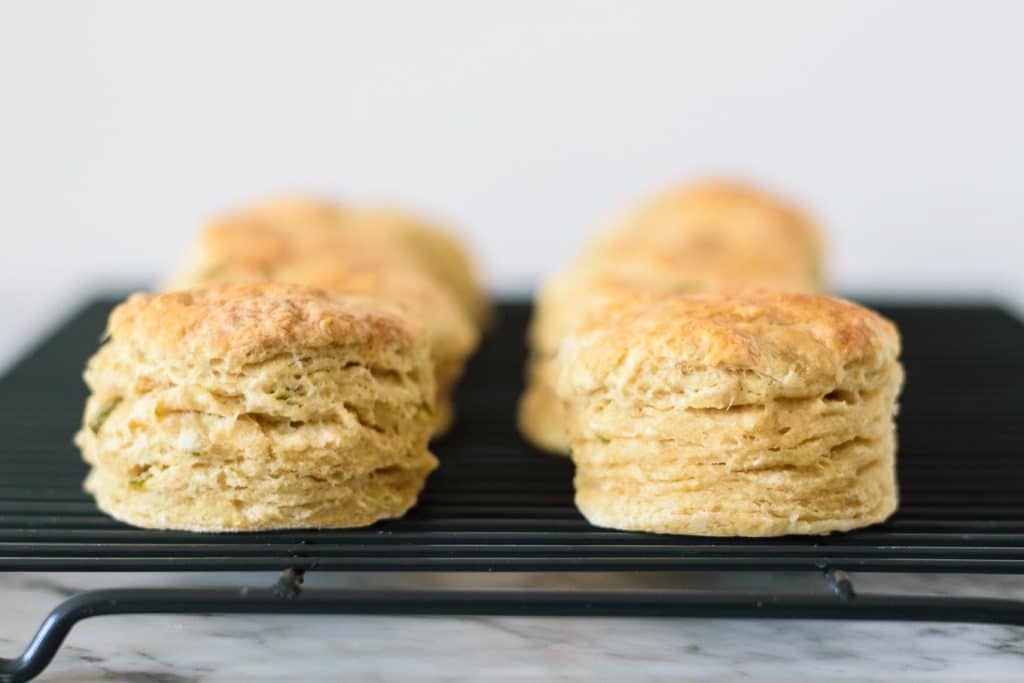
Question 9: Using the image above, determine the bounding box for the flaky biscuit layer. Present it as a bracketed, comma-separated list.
[272, 258, 479, 433]
[574, 431, 897, 536]
[77, 284, 437, 531]
[84, 451, 437, 532]
[557, 289, 903, 536]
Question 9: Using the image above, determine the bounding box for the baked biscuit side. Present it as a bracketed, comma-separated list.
[163, 200, 484, 435]
[567, 364, 902, 536]
[351, 207, 489, 327]
[556, 291, 903, 537]
[75, 284, 439, 531]
[518, 180, 828, 455]
[272, 259, 480, 435]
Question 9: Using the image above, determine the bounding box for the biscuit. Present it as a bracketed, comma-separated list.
[519, 180, 826, 454]
[273, 259, 479, 434]
[518, 270, 648, 453]
[164, 198, 482, 434]
[557, 289, 902, 536]
[163, 198, 409, 291]
[517, 357, 569, 453]
[583, 180, 825, 290]
[167, 199, 488, 329]
[75, 283, 438, 531]
[352, 208, 489, 327]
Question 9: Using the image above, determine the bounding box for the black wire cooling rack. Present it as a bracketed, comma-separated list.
[1, 299, 1023, 682]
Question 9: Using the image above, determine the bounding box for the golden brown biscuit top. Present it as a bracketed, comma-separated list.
[277, 259, 461, 320]
[195, 212, 403, 272]
[639, 180, 813, 233]
[597, 180, 819, 248]
[176, 198, 468, 292]
[274, 258, 479, 355]
[583, 180, 824, 290]
[350, 207, 487, 322]
[352, 207, 460, 248]
[108, 283, 422, 366]
[529, 263, 681, 354]
[562, 289, 900, 393]
[202, 197, 350, 261]
[529, 243, 820, 356]
[219, 197, 351, 231]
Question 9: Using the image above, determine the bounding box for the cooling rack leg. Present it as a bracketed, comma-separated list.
[272, 567, 305, 599]
[824, 568, 856, 600]
[3, 585, 1024, 682]
[0, 591, 103, 683]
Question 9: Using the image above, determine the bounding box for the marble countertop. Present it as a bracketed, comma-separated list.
[3, 570, 1022, 682]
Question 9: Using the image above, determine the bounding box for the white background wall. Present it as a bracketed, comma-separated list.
[1, 1, 1022, 369]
